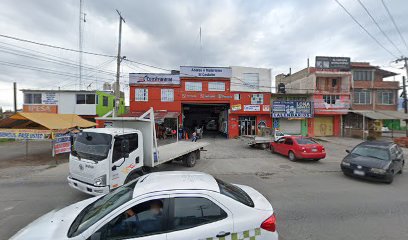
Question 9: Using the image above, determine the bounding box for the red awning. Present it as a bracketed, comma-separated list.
[121, 111, 179, 122]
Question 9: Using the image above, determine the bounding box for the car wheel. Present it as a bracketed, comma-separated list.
[183, 152, 197, 167]
[288, 151, 296, 162]
[398, 162, 404, 174]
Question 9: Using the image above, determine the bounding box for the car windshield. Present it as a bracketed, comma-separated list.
[68, 180, 138, 237]
[216, 178, 254, 207]
[351, 145, 390, 161]
[275, 131, 284, 136]
[72, 132, 112, 161]
[296, 138, 317, 145]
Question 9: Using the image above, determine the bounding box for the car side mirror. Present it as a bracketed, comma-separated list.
[346, 150, 350, 154]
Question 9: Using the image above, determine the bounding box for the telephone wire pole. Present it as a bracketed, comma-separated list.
[114, 9, 125, 117]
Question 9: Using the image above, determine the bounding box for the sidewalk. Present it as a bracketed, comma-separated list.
[316, 137, 364, 148]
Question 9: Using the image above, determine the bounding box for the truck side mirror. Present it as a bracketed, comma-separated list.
[121, 139, 130, 158]
[346, 150, 350, 154]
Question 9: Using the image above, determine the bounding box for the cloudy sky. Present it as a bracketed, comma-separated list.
[0, 0, 407, 110]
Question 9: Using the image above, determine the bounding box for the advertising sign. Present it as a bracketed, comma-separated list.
[315, 56, 351, 71]
[0, 129, 51, 140]
[54, 133, 71, 154]
[272, 101, 313, 118]
[244, 105, 260, 112]
[262, 105, 270, 112]
[231, 104, 242, 111]
[129, 73, 180, 85]
[180, 66, 232, 78]
[42, 92, 58, 105]
[23, 104, 58, 113]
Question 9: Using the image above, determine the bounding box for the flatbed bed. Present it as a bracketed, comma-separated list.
[156, 141, 209, 165]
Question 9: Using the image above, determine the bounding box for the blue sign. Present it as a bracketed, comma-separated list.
[272, 101, 313, 118]
[273, 119, 279, 128]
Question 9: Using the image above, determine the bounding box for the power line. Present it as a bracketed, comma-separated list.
[0, 33, 115, 58]
[333, 0, 398, 59]
[381, 0, 408, 52]
[356, 0, 404, 56]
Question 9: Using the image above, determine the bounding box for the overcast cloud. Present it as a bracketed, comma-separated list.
[0, 0, 407, 110]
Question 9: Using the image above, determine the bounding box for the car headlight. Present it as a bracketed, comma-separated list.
[341, 162, 350, 167]
[370, 168, 386, 174]
[94, 174, 107, 186]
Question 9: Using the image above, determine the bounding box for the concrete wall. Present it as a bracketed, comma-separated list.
[230, 66, 271, 93]
[57, 92, 96, 115]
[285, 74, 315, 94]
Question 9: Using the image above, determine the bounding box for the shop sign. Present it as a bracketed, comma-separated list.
[42, 92, 58, 105]
[262, 105, 270, 112]
[23, 104, 58, 113]
[54, 133, 71, 154]
[181, 93, 232, 99]
[129, 73, 180, 85]
[272, 101, 313, 118]
[315, 56, 350, 71]
[0, 129, 51, 140]
[180, 66, 232, 78]
[231, 104, 242, 111]
[244, 105, 260, 112]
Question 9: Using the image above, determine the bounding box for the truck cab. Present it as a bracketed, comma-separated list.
[68, 128, 144, 195]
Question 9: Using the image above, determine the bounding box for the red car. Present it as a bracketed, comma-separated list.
[270, 136, 326, 161]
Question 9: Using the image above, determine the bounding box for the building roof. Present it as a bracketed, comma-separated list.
[351, 62, 398, 78]
[0, 112, 96, 130]
[351, 110, 408, 120]
[132, 171, 219, 197]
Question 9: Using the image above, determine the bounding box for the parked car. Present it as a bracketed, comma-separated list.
[11, 171, 278, 240]
[206, 119, 217, 131]
[341, 141, 405, 184]
[270, 136, 326, 161]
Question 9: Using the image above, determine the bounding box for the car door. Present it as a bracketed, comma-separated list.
[85, 195, 169, 240]
[282, 137, 294, 156]
[110, 133, 143, 189]
[166, 194, 234, 240]
[274, 137, 286, 154]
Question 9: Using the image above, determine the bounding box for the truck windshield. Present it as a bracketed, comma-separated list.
[68, 180, 138, 237]
[72, 132, 112, 161]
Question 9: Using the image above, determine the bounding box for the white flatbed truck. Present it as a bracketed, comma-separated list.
[241, 130, 290, 149]
[67, 108, 209, 195]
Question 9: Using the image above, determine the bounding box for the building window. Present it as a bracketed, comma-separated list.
[353, 70, 373, 81]
[96, 95, 99, 105]
[24, 93, 42, 104]
[234, 94, 240, 100]
[135, 89, 148, 101]
[377, 90, 394, 105]
[76, 94, 95, 104]
[103, 96, 109, 106]
[251, 94, 264, 104]
[185, 82, 202, 91]
[208, 82, 225, 91]
[353, 90, 371, 104]
[161, 89, 174, 102]
[323, 95, 339, 104]
[112, 99, 115, 107]
[243, 73, 259, 88]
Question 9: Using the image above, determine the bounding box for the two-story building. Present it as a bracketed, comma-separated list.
[128, 66, 272, 138]
[278, 59, 351, 137]
[21, 89, 125, 121]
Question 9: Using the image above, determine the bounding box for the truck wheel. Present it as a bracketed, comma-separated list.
[184, 152, 197, 167]
[260, 143, 268, 149]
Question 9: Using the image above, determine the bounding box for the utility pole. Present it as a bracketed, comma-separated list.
[13, 82, 17, 113]
[396, 57, 408, 136]
[78, 0, 84, 90]
[114, 9, 125, 117]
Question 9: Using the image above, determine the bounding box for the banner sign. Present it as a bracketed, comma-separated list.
[231, 104, 242, 111]
[54, 133, 71, 154]
[180, 66, 232, 78]
[315, 56, 351, 71]
[244, 105, 260, 112]
[23, 104, 58, 113]
[272, 101, 313, 118]
[129, 73, 180, 85]
[42, 92, 58, 105]
[0, 129, 52, 140]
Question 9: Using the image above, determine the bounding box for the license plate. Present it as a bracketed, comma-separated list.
[312, 148, 318, 152]
[353, 170, 365, 176]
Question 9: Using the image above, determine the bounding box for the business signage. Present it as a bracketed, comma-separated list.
[262, 105, 270, 112]
[54, 133, 71, 154]
[180, 66, 232, 78]
[231, 104, 242, 111]
[181, 93, 232, 100]
[272, 101, 313, 118]
[244, 105, 260, 112]
[42, 92, 58, 105]
[0, 129, 52, 140]
[23, 104, 58, 113]
[129, 73, 180, 85]
[315, 56, 351, 71]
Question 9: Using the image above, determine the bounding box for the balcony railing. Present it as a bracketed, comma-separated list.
[314, 99, 351, 109]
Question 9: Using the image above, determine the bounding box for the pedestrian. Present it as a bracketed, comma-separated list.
[191, 131, 198, 142]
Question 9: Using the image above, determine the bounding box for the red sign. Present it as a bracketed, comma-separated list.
[23, 104, 58, 113]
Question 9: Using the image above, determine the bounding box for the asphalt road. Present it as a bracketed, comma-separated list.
[0, 136, 407, 240]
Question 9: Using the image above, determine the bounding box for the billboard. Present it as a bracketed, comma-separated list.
[315, 56, 351, 71]
[272, 101, 313, 118]
[129, 73, 180, 85]
[180, 66, 232, 78]
[244, 105, 260, 112]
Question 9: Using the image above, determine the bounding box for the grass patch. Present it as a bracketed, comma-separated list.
[0, 138, 15, 143]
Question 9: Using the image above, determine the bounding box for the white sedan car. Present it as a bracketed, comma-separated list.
[11, 171, 278, 240]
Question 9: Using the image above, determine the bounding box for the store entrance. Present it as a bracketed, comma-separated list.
[238, 116, 256, 136]
[182, 103, 229, 138]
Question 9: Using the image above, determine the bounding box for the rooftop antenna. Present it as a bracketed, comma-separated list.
[199, 26, 202, 65]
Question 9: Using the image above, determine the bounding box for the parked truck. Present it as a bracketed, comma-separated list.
[67, 108, 209, 195]
[241, 130, 290, 149]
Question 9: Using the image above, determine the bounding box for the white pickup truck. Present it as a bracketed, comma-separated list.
[67, 108, 208, 196]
